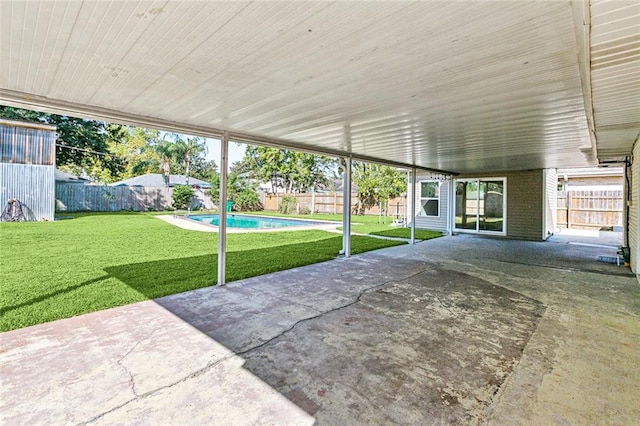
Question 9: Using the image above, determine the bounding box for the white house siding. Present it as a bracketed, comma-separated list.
[629, 140, 639, 277]
[544, 168, 558, 239]
[410, 174, 451, 233]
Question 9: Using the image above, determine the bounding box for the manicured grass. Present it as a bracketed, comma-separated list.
[0, 213, 405, 331]
[346, 224, 442, 240]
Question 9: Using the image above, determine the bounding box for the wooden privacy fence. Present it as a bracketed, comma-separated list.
[557, 189, 623, 229]
[261, 191, 407, 216]
[55, 184, 214, 212]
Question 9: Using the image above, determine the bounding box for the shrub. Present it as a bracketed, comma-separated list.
[232, 187, 263, 211]
[298, 206, 311, 215]
[172, 185, 195, 209]
[279, 195, 297, 214]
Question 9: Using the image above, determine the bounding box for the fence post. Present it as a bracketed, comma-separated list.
[567, 191, 572, 229]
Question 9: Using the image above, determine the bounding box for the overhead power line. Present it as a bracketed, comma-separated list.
[56, 143, 114, 157]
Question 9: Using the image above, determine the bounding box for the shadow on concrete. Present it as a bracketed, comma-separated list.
[106, 248, 546, 424]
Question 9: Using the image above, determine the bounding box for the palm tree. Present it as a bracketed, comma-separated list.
[174, 136, 207, 185]
[154, 138, 175, 187]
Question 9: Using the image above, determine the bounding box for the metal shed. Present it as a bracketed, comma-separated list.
[0, 119, 56, 221]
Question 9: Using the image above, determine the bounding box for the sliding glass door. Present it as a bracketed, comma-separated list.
[455, 178, 505, 234]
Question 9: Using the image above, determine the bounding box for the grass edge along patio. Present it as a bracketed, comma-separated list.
[0, 212, 442, 332]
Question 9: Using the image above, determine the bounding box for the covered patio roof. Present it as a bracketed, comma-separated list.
[1, 0, 638, 173]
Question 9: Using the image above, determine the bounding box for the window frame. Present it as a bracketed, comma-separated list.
[453, 177, 507, 235]
[418, 180, 441, 218]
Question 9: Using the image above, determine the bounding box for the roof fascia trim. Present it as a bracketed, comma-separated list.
[0, 89, 456, 175]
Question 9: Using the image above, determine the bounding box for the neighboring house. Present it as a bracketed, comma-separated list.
[409, 169, 558, 241]
[557, 167, 623, 191]
[0, 119, 56, 221]
[55, 169, 90, 185]
[110, 173, 211, 189]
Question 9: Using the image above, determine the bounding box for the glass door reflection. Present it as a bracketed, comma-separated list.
[478, 181, 504, 232]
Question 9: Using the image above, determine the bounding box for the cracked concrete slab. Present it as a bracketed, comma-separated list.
[1, 232, 638, 424]
[241, 267, 544, 425]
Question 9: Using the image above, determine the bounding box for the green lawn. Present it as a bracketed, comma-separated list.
[249, 211, 443, 240]
[0, 213, 405, 332]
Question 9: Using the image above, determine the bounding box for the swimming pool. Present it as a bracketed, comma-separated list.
[186, 214, 326, 229]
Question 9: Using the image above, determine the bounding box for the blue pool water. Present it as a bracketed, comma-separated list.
[187, 214, 325, 229]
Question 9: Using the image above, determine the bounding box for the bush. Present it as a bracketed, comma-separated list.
[232, 187, 263, 211]
[298, 206, 311, 215]
[209, 172, 263, 212]
[172, 185, 195, 209]
[279, 195, 297, 214]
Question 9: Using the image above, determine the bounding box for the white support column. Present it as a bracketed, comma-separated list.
[342, 157, 352, 257]
[410, 168, 416, 245]
[217, 132, 229, 286]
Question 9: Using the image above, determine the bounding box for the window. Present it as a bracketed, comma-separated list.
[419, 181, 440, 217]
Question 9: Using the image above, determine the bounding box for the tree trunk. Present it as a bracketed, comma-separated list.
[185, 157, 190, 186]
[161, 159, 170, 187]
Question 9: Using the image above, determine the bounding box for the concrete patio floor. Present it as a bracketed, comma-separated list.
[1, 232, 638, 425]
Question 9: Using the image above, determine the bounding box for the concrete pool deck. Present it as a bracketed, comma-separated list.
[1, 233, 638, 424]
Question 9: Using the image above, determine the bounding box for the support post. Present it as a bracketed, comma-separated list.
[410, 168, 416, 244]
[342, 157, 352, 257]
[217, 132, 229, 286]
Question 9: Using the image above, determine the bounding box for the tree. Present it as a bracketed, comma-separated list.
[209, 171, 262, 211]
[188, 158, 218, 182]
[242, 146, 336, 193]
[107, 126, 161, 180]
[153, 138, 176, 187]
[290, 152, 334, 192]
[351, 162, 407, 215]
[0, 106, 123, 182]
[173, 136, 207, 185]
[172, 185, 195, 209]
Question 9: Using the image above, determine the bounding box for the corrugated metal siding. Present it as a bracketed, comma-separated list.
[457, 170, 544, 240]
[1, 163, 55, 221]
[412, 174, 450, 232]
[544, 168, 558, 238]
[0, 122, 55, 165]
[629, 141, 639, 275]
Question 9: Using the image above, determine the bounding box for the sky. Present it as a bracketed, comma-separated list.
[203, 138, 247, 171]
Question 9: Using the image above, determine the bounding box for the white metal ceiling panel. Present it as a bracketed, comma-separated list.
[1, 0, 637, 173]
[590, 0, 640, 162]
